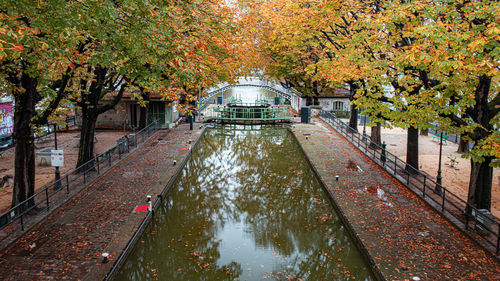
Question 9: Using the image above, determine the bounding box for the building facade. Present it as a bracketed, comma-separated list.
[87, 92, 180, 130]
[0, 97, 14, 137]
[297, 87, 350, 112]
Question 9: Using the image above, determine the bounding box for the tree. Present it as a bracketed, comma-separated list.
[243, 0, 498, 209]
[351, 0, 499, 207]
[0, 0, 85, 207]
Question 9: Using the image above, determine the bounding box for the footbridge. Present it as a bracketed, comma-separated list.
[200, 80, 301, 111]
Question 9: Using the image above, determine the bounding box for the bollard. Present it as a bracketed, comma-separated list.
[147, 195, 152, 212]
[381, 141, 387, 163]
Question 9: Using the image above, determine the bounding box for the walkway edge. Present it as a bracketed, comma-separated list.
[319, 116, 500, 259]
[0, 129, 162, 252]
[289, 126, 385, 281]
[101, 127, 206, 281]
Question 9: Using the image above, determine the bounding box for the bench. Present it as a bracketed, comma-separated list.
[431, 133, 449, 145]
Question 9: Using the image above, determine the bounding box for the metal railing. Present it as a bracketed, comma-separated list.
[209, 105, 291, 123]
[320, 110, 500, 254]
[0, 121, 159, 245]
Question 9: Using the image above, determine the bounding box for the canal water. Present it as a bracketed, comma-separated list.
[114, 125, 376, 281]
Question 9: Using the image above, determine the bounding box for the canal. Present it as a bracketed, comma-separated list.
[113, 125, 376, 280]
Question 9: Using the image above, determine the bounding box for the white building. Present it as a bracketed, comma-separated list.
[0, 96, 14, 137]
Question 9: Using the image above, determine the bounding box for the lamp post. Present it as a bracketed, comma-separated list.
[53, 124, 61, 190]
[435, 132, 443, 194]
[362, 115, 366, 137]
[197, 86, 201, 119]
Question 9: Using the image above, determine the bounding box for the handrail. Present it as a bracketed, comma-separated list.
[320, 110, 500, 254]
[0, 121, 160, 246]
[201, 84, 296, 104]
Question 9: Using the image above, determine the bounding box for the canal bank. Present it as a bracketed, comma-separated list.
[292, 120, 500, 280]
[111, 125, 378, 280]
[0, 123, 204, 281]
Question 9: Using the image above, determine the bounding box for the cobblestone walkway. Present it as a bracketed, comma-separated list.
[0, 123, 203, 280]
[293, 120, 500, 280]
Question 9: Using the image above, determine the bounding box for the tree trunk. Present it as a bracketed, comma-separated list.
[466, 75, 494, 210]
[306, 96, 312, 106]
[405, 126, 419, 173]
[349, 104, 358, 131]
[12, 75, 37, 209]
[467, 157, 493, 210]
[370, 123, 382, 147]
[138, 90, 150, 129]
[75, 67, 125, 169]
[457, 136, 469, 153]
[348, 81, 359, 131]
[139, 105, 148, 129]
[76, 110, 97, 168]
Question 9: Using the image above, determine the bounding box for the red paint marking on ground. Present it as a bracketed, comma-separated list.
[134, 205, 149, 212]
[181, 147, 189, 151]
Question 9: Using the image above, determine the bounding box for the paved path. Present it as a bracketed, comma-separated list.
[292, 120, 500, 280]
[0, 123, 203, 280]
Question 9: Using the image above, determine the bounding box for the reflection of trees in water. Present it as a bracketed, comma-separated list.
[219, 128, 374, 280]
[114, 131, 245, 280]
[115, 126, 374, 281]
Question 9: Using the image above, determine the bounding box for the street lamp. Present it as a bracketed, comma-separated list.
[197, 86, 201, 119]
[435, 132, 443, 194]
[362, 115, 367, 137]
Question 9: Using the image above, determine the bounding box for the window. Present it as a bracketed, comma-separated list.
[333, 101, 344, 111]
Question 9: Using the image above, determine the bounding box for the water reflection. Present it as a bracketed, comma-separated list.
[114, 126, 375, 281]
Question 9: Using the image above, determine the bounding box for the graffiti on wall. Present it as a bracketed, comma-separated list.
[0, 103, 13, 136]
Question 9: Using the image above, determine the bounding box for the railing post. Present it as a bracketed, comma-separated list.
[83, 169, 86, 185]
[66, 174, 69, 194]
[46, 188, 50, 210]
[496, 226, 500, 253]
[381, 142, 386, 163]
[394, 157, 397, 175]
[442, 189, 446, 212]
[97, 157, 100, 174]
[108, 153, 112, 166]
[20, 212, 24, 231]
[423, 176, 426, 198]
[465, 208, 469, 229]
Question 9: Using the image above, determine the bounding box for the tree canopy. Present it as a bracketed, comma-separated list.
[1, 0, 498, 210]
[240, 0, 499, 209]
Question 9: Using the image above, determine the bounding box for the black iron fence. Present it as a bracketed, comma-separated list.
[320, 111, 500, 254]
[330, 110, 350, 119]
[0, 121, 159, 245]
